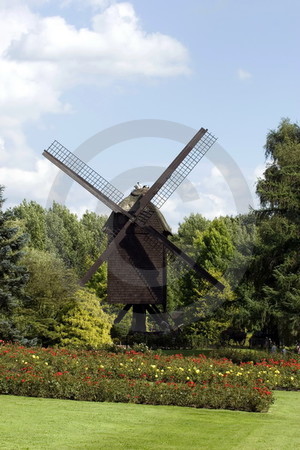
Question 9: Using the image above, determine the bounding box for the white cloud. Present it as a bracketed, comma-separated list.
[0, 1, 190, 208]
[0, 2, 189, 126]
[237, 68, 252, 80]
[159, 166, 238, 231]
[0, 158, 59, 208]
[7, 3, 190, 79]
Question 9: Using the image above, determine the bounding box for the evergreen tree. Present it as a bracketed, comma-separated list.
[0, 186, 29, 340]
[56, 289, 112, 349]
[0, 187, 28, 312]
[252, 119, 300, 344]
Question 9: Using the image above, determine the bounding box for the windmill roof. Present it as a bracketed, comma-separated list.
[119, 187, 172, 234]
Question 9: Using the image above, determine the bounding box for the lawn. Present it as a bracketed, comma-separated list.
[1, 391, 299, 449]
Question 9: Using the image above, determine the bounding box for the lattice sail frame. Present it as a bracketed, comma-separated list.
[45, 140, 124, 205]
[151, 131, 217, 209]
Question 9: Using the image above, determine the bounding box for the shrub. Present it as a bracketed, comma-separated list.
[0, 342, 283, 411]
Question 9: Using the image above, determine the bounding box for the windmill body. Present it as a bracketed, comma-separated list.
[106, 185, 171, 308]
[42, 128, 225, 333]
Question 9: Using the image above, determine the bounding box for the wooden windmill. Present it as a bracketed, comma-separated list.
[43, 128, 224, 333]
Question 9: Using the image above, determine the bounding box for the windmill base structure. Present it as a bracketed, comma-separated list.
[43, 127, 225, 335]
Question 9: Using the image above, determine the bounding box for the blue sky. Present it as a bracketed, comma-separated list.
[0, 0, 299, 230]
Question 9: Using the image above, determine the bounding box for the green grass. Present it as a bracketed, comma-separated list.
[1, 392, 299, 449]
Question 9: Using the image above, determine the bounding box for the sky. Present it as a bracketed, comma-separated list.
[0, 0, 299, 230]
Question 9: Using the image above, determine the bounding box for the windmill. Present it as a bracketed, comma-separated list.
[43, 128, 225, 333]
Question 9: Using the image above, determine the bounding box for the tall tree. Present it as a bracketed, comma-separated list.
[0, 186, 29, 340]
[253, 119, 300, 343]
[256, 118, 300, 220]
[0, 187, 29, 312]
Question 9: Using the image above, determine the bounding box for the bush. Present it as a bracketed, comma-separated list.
[210, 348, 300, 364]
[0, 342, 284, 412]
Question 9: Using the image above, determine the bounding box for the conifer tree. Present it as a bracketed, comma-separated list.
[253, 119, 300, 344]
[0, 186, 28, 339]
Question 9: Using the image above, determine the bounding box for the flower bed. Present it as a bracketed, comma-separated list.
[3, 342, 299, 412]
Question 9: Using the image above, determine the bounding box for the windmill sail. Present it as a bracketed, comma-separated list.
[43, 141, 125, 213]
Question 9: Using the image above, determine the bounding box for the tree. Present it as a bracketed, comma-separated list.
[0, 186, 29, 340]
[172, 213, 209, 251]
[12, 201, 108, 279]
[0, 187, 29, 311]
[45, 202, 89, 275]
[256, 118, 300, 219]
[193, 217, 234, 273]
[253, 119, 300, 344]
[12, 200, 49, 251]
[56, 289, 112, 349]
[80, 211, 107, 261]
[16, 248, 78, 346]
[169, 217, 236, 344]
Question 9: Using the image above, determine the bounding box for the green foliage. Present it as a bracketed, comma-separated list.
[172, 213, 209, 251]
[16, 249, 78, 346]
[45, 202, 90, 275]
[56, 289, 112, 349]
[12, 201, 108, 277]
[86, 261, 107, 300]
[0, 186, 29, 341]
[193, 217, 234, 272]
[12, 200, 49, 251]
[257, 118, 300, 217]
[0, 187, 29, 313]
[251, 119, 300, 344]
